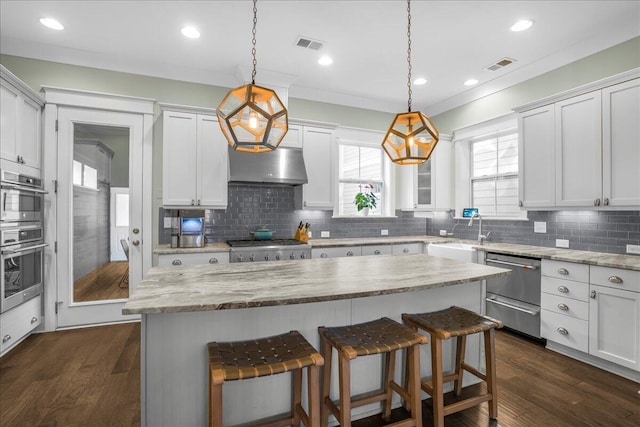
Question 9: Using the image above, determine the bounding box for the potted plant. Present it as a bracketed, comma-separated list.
[354, 184, 378, 216]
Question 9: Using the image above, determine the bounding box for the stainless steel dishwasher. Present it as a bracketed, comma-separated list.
[485, 253, 542, 339]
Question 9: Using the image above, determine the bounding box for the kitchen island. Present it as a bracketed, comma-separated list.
[123, 254, 509, 426]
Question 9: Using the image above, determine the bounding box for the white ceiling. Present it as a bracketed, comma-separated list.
[1, 1, 639, 115]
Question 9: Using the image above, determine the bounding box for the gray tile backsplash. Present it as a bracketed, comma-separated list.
[159, 185, 639, 255]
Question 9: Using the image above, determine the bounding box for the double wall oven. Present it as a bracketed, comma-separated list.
[1, 170, 47, 313]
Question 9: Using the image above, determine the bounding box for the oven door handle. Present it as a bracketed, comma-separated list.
[1, 183, 49, 194]
[486, 297, 540, 316]
[486, 259, 539, 270]
[1, 243, 48, 255]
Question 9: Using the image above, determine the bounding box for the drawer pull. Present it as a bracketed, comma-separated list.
[374, 250, 381, 255]
[320, 253, 328, 258]
[558, 286, 569, 293]
[608, 276, 623, 284]
[2, 335, 11, 343]
[209, 258, 218, 264]
[346, 251, 354, 256]
[557, 327, 569, 336]
[31, 317, 38, 324]
[172, 259, 182, 266]
[557, 268, 569, 276]
[557, 303, 569, 311]
[591, 290, 596, 299]
[403, 248, 409, 253]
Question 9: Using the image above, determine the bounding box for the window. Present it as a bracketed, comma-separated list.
[470, 130, 519, 216]
[73, 159, 99, 190]
[338, 142, 385, 216]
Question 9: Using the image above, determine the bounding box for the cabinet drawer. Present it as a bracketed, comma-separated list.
[312, 246, 361, 259]
[361, 245, 392, 256]
[541, 309, 589, 353]
[392, 243, 424, 255]
[541, 293, 589, 320]
[542, 260, 589, 282]
[541, 276, 589, 301]
[590, 266, 640, 292]
[158, 252, 230, 267]
[1, 295, 42, 355]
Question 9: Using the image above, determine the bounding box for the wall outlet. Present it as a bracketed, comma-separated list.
[381, 229, 388, 236]
[534, 221, 547, 233]
[307, 231, 312, 239]
[321, 231, 330, 238]
[556, 239, 570, 248]
[627, 244, 640, 255]
[440, 230, 448, 236]
[163, 217, 173, 229]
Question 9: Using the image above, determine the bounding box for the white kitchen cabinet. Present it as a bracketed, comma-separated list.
[0, 295, 42, 356]
[361, 245, 392, 256]
[392, 243, 424, 255]
[312, 246, 361, 259]
[589, 266, 640, 371]
[157, 252, 230, 267]
[518, 104, 555, 208]
[162, 108, 228, 208]
[278, 124, 302, 148]
[1, 65, 44, 177]
[295, 126, 335, 209]
[602, 78, 640, 206]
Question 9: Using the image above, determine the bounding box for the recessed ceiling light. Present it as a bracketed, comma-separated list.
[413, 78, 427, 85]
[40, 17, 64, 30]
[318, 55, 333, 66]
[181, 26, 200, 39]
[464, 79, 479, 86]
[510, 19, 534, 32]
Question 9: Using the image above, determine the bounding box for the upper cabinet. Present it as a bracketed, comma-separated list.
[515, 71, 640, 209]
[294, 123, 336, 210]
[0, 65, 45, 177]
[161, 106, 228, 209]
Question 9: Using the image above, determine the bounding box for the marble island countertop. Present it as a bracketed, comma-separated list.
[123, 254, 509, 315]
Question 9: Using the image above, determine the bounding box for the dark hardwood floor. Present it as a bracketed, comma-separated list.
[73, 261, 129, 302]
[0, 324, 638, 426]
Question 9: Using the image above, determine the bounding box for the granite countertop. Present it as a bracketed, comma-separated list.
[123, 254, 509, 315]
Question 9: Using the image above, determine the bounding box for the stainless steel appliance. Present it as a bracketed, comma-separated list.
[1, 170, 46, 225]
[1, 225, 46, 313]
[485, 253, 542, 339]
[178, 209, 205, 248]
[228, 147, 308, 185]
[228, 239, 311, 263]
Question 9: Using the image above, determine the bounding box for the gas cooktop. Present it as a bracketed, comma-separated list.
[226, 239, 307, 248]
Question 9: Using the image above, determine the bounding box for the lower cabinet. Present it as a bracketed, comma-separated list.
[0, 295, 42, 356]
[312, 246, 361, 259]
[312, 242, 425, 259]
[361, 245, 392, 256]
[392, 243, 424, 255]
[157, 252, 230, 267]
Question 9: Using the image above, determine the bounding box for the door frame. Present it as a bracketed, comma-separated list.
[42, 87, 154, 331]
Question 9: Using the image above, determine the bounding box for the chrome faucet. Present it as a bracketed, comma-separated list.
[468, 212, 491, 243]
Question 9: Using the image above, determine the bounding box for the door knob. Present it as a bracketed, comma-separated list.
[132, 240, 140, 246]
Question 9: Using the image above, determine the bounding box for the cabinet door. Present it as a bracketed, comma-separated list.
[279, 124, 302, 148]
[300, 127, 334, 209]
[197, 115, 228, 208]
[602, 79, 640, 207]
[518, 105, 555, 208]
[311, 246, 361, 258]
[361, 245, 392, 256]
[162, 111, 197, 206]
[555, 92, 602, 207]
[0, 81, 19, 163]
[589, 284, 640, 371]
[415, 157, 433, 208]
[17, 95, 42, 170]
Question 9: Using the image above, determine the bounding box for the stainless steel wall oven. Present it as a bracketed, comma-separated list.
[1, 170, 45, 225]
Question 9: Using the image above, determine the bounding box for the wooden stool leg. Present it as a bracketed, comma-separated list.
[293, 368, 302, 427]
[403, 324, 419, 411]
[408, 344, 423, 426]
[209, 380, 223, 427]
[431, 335, 445, 427]
[484, 329, 498, 419]
[338, 353, 352, 427]
[454, 335, 467, 396]
[308, 365, 320, 427]
[382, 350, 396, 420]
[320, 337, 332, 427]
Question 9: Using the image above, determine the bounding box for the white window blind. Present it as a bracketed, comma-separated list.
[471, 130, 519, 216]
[338, 142, 384, 216]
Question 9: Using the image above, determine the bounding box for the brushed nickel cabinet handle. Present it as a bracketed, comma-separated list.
[209, 258, 218, 264]
[558, 286, 569, 293]
[591, 290, 596, 299]
[557, 268, 569, 275]
[172, 259, 182, 266]
[31, 316, 38, 324]
[608, 276, 623, 284]
[604, 198, 609, 206]
[557, 327, 569, 336]
[403, 248, 409, 253]
[2, 335, 11, 343]
[320, 253, 328, 258]
[374, 250, 381, 255]
[519, 200, 523, 207]
[557, 303, 569, 311]
[346, 251, 354, 256]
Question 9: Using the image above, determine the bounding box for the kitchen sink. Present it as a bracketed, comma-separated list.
[428, 242, 478, 263]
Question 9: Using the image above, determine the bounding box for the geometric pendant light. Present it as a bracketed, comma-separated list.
[217, 0, 288, 153]
[382, 0, 439, 165]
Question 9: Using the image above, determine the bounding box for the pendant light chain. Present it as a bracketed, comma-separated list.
[251, 0, 258, 84]
[406, 0, 412, 112]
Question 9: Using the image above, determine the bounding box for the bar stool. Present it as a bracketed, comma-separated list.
[318, 317, 427, 427]
[402, 306, 503, 427]
[208, 330, 324, 427]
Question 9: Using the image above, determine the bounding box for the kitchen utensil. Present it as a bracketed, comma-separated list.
[250, 228, 275, 240]
[294, 222, 303, 241]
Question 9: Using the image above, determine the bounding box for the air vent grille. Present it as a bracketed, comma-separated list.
[295, 36, 324, 51]
[484, 57, 516, 72]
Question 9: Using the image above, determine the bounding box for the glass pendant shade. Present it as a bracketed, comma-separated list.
[217, 83, 288, 153]
[382, 111, 439, 165]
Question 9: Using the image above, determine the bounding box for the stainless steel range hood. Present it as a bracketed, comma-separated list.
[227, 147, 308, 185]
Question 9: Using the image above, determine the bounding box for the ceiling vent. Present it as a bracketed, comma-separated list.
[295, 36, 324, 51]
[484, 57, 516, 72]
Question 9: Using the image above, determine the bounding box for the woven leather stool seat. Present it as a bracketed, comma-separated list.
[402, 306, 503, 427]
[318, 317, 427, 427]
[208, 331, 323, 427]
